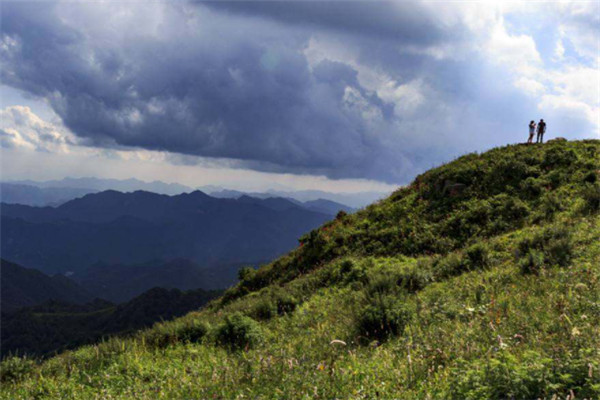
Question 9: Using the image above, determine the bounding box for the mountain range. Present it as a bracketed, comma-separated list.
[1, 190, 335, 290]
[2, 177, 385, 208]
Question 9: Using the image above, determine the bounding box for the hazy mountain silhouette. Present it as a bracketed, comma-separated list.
[207, 187, 388, 208]
[0, 183, 98, 207]
[10, 177, 193, 195]
[0, 259, 92, 312]
[1, 191, 331, 285]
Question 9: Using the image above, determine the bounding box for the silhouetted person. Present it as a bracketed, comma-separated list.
[527, 120, 536, 144]
[536, 119, 546, 143]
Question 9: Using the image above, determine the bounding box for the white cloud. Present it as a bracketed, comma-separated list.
[0, 106, 75, 152]
[0, 104, 397, 193]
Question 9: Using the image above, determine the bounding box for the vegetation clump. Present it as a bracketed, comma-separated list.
[215, 313, 263, 350]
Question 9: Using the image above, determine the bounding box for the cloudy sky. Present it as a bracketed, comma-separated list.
[1, 0, 598, 193]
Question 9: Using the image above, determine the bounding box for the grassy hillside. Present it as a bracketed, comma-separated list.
[2, 139, 599, 399]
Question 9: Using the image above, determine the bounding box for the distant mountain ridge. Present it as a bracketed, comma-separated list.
[207, 188, 388, 208]
[1, 190, 332, 287]
[8, 177, 193, 195]
[0, 183, 99, 207]
[0, 259, 92, 312]
[2, 177, 385, 208]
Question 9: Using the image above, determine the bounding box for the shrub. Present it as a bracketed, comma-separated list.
[356, 294, 411, 342]
[536, 191, 564, 221]
[436, 253, 468, 278]
[238, 266, 256, 282]
[144, 324, 178, 349]
[519, 176, 545, 198]
[583, 170, 597, 184]
[273, 290, 298, 315]
[215, 313, 262, 350]
[448, 350, 599, 399]
[0, 357, 36, 383]
[516, 225, 574, 271]
[251, 299, 276, 320]
[581, 183, 600, 214]
[545, 236, 573, 267]
[366, 272, 397, 296]
[448, 351, 553, 399]
[465, 243, 491, 270]
[519, 249, 545, 275]
[143, 319, 209, 349]
[396, 267, 431, 293]
[336, 210, 348, 220]
[542, 146, 578, 169]
[176, 320, 209, 344]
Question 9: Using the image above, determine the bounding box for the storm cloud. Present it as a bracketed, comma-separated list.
[1, 1, 598, 183]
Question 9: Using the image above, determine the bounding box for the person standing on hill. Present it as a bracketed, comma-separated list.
[536, 119, 546, 143]
[527, 120, 536, 144]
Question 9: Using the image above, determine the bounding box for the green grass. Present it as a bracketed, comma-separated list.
[2, 139, 599, 399]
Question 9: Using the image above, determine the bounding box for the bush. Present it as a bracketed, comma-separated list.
[238, 266, 256, 282]
[545, 236, 573, 267]
[251, 299, 276, 320]
[0, 357, 36, 383]
[448, 350, 599, 399]
[356, 294, 411, 342]
[516, 225, 574, 272]
[581, 183, 600, 214]
[542, 147, 578, 169]
[396, 267, 432, 293]
[273, 290, 298, 315]
[366, 272, 397, 296]
[215, 313, 263, 350]
[465, 243, 491, 270]
[336, 210, 348, 220]
[583, 170, 597, 184]
[519, 249, 545, 275]
[143, 319, 209, 349]
[436, 253, 468, 278]
[177, 320, 209, 344]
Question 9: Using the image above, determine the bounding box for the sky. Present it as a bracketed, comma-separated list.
[1, 0, 598, 193]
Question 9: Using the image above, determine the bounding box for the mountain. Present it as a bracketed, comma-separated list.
[235, 194, 355, 215]
[0, 183, 98, 207]
[301, 199, 355, 215]
[0, 259, 92, 312]
[3, 140, 599, 398]
[1, 191, 331, 286]
[78, 259, 225, 303]
[207, 188, 389, 208]
[8, 177, 193, 196]
[1, 286, 221, 358]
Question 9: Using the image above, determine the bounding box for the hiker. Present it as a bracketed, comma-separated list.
[536, 119, 546, 143]
[527, 120, 536, 144]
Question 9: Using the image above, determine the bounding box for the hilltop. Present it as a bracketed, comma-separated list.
[2, 139, 599, 399]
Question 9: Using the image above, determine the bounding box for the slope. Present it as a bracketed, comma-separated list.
[2, 139, 599, 399]
[0, 259, 92, 312]
[1, 287, 222, 358]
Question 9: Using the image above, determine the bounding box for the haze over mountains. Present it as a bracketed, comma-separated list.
[2, 177, 388, 208]
[1, 189, 337, 292]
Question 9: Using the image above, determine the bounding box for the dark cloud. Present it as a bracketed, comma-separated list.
[1, 1, 586, 183]
[200, 0, 459, 45]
